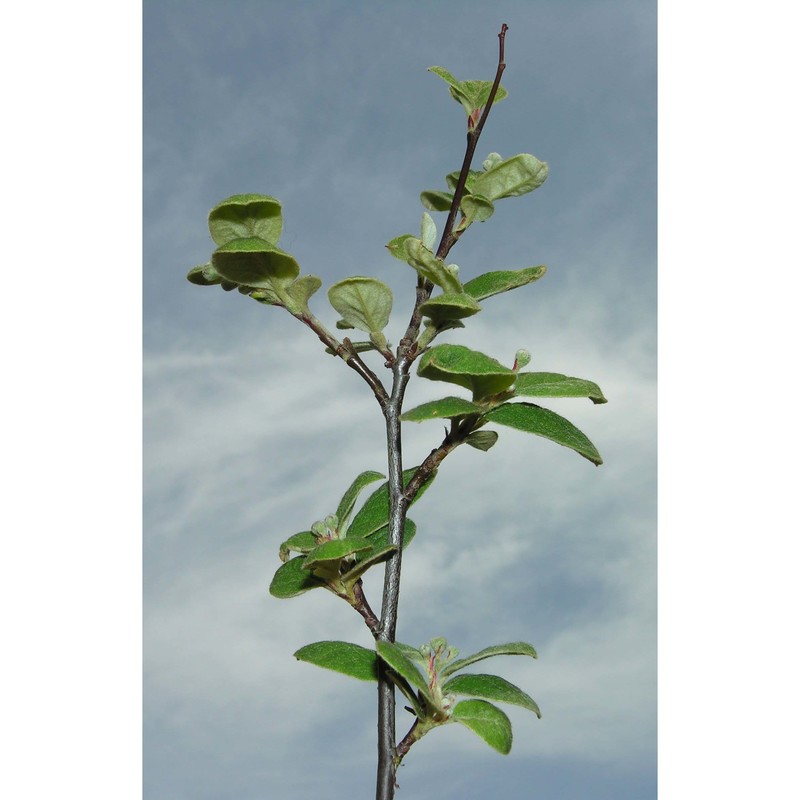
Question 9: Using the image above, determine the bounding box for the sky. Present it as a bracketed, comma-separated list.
[144, 2, 656, 798]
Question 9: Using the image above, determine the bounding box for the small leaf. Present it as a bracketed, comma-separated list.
[442, 642, 538, 678]
[428, 67, 508, 122]
[513, 372, 607, 404]
[418, 292, 481, 327]
[294, 640, 378, 682]
[417, 344, 516, 400]
[353, 519, 417, 559]
[302, 539, 373, 570]
[376, 641, 433, 702]
[460, 194, 495, 224]
[463, 266, 547, 302]
[445, 170, 481, 193]
[484, 402, 603, 465]
[482, 152, 503, 171]
[443, 674, 541, 717]
[208, 194, 283, 246]
[471, 154, 548, 201]
[187, 262, 223, 286]
[335, 471, 386, 534]
[404, 238, 464, 294]
[386, 233, 415, 260]
[284, 275, 322, 312]
[340, 544, 396, 584]
[420, 190, 455, 212]
[212, 237, 300, 288]
[451, 700, 512, 754]
[269, 556, 326, 598]
[278, 531, 317, 562]
[328, 277, 393, 334]
[401, 396, 483, 423]
[421, 212, 437, 251]
[465, 430, 499, 451]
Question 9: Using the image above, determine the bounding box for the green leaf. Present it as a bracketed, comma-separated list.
[348, 469, 435, 539]
[513, 372, 607, 404]
[445, 169, 481, 193]
[418, 292, 481, 327]
[302, 538, 373, 570]
[328, 277, 393, 334]
[294, 640, 378, 682]
[404, 238, 464, 294]
[187, 262, 223, 286]
[340, 544, 397, 584]
[482, 152, 503, 171]
[442, 642, 538, 678]
[428, 66, 508, 122]
[465, 430, 499, 451]
[417, 344, 516, 400]
[451, 700, 512, 754]
[421, 212, 437, 251]
[420, 190, 455, 212]
[269, 556, 326, 598]
[386, 233, 415, 260]
[471, 154, 548, 201]
[376, 641, 433, 702]
[278, 531, 317, 562]
[335, 471, 385, 534]
[400, 396, 483, 423]
[284, 275, 322, 312]
[460, 193, 495, 224]
[208, 194, 283, 246]
[463, 266, 547, 302]
[212, 237, 300, 289]
[352, 519, 417, 560]
[483, 402, 603, 465]
[443, 674, 541, 717]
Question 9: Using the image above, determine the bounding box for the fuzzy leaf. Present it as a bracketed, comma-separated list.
[421, 212, 437, 250]
[328, 277, 393, 334]
[428, 66, 508, 122]
[335, 471, 385, 534]
[186, 262, 223, 286]
[418, 292, 481, 327]
[471, 154, 548, 201]
[443, 674, 541, 717]
[269, 556, 326, 598]
[484, 402, 603, 465]
[294, 640, 378, 682]
[284, 275, 322, 312]
[442, 642, 538, 678]
[386, 233, 415, 261]
[302, 538, 373, 570]
[400, 396, 483, 423]
[465, 430, 499, 451]
[208, 194, 283, 246]
[463, 266, 547, 302]
[513, 372, 607, 404]
[460, 193, 495, 224]
[404, 238, 464, 294]
[451, 700, 512, 754]
[278, 531, 317, 562]
[212, 237, 300, 288]
[417, 344, 516, 400]
[376, 641, 433, 702]
[353, 519, 417, 559]
[420, 190, 455, 212]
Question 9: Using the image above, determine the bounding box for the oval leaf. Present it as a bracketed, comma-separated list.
[465, 430, 499, 451]
[442, 642, 538, 678]
[418, 293, 481, 327]
[463, 266, 547, 302]
[471, 154, 548, 201]
[353, 519, 417, 559]
[208, 194, 283, 246]
[284, 275, 322, 313]
[405, 238, 464, 294]
[401, 396, 483, 423]
[212, 237, 300, 288]
[328, 277, 393, 334]
[336, 470, 386, 533]
[302, 538, 373, 570]
[461, 193, 495, 224]
[513, 372, 607, 404]
[386, 233, 415, 260]
[451, 699, 512, 754]
[417, 344, 516, 400]
[484, 402, 603, 465]
[443, 673, 541, 718]
[294, 640, 378, 682]
[420, 190, 455, 212]
[376, 641, 433, 702]
[269, 556, 326, 598]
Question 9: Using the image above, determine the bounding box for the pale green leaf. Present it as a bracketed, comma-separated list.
[465, 430, 499, 451]
[451, 700, 512, 754]
[421, 212, 437, 251]
[442, 642, 538, 678]
[463, 266, 547, 302]
[386, 233, 415, 260]
[417, 344, 516, 400]
[443, 674, 541, 717]
[212, 237, 300, 288]
[328, 277, 393, 334]
[284, 275, 322, 313]
[208, 194, 283, 246]
[482, 152, 503, 171]
[294, 640, 378, 682]
[405, 238, 464, 294]
[471, 154, 548, 201]
[460, 193, 495, 224]
[400, 396, 482, 423]
[484, 402, 603, 465]
[513, 372, 607, 404]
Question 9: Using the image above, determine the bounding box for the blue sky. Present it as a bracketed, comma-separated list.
[144, 2, 656, 798]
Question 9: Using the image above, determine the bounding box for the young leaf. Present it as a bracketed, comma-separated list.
[442, 642, 538, 678]
[208, 194, 283, 246]
[400, 396, 483, 423]
[418, 293, 481, 327]
[482, 152, 504, 171]
[420, 190, 455, 212]
[340, 544, 396, 585]
[417, 344, 516, 400]
[284, 274, 322, 312]
[354, 519, 417, 558]
[186, 262, 223, 286]
[386, 233, 415, 260]
[471, 154, 548, 201]
[335, 471, 385, 534]
[376, 641, 433, 702]
[302, 538, 373, 570]
[269, 556, 326, 598]
[428, 66, 508, 122]
[483, 402, 603, 465]
[450, 700, 513, 754]
[463, 266, 547, 302]
[212, 237, 300, 288]
[513, 372, 608, 404]
[421, 212, 437, 251]
[442, 673, 541, 717]
[460, 193, 495, 224]
[348, 469, 435, 539]
[404, 238, 464, 294]
[294, 640, 378, 682]
[328, 277, 393, 334]
[465, 430, 499, 451]
[278, 531, 317, 562]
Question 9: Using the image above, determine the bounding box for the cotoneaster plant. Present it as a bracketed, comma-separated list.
[187, 24, 605, 800]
